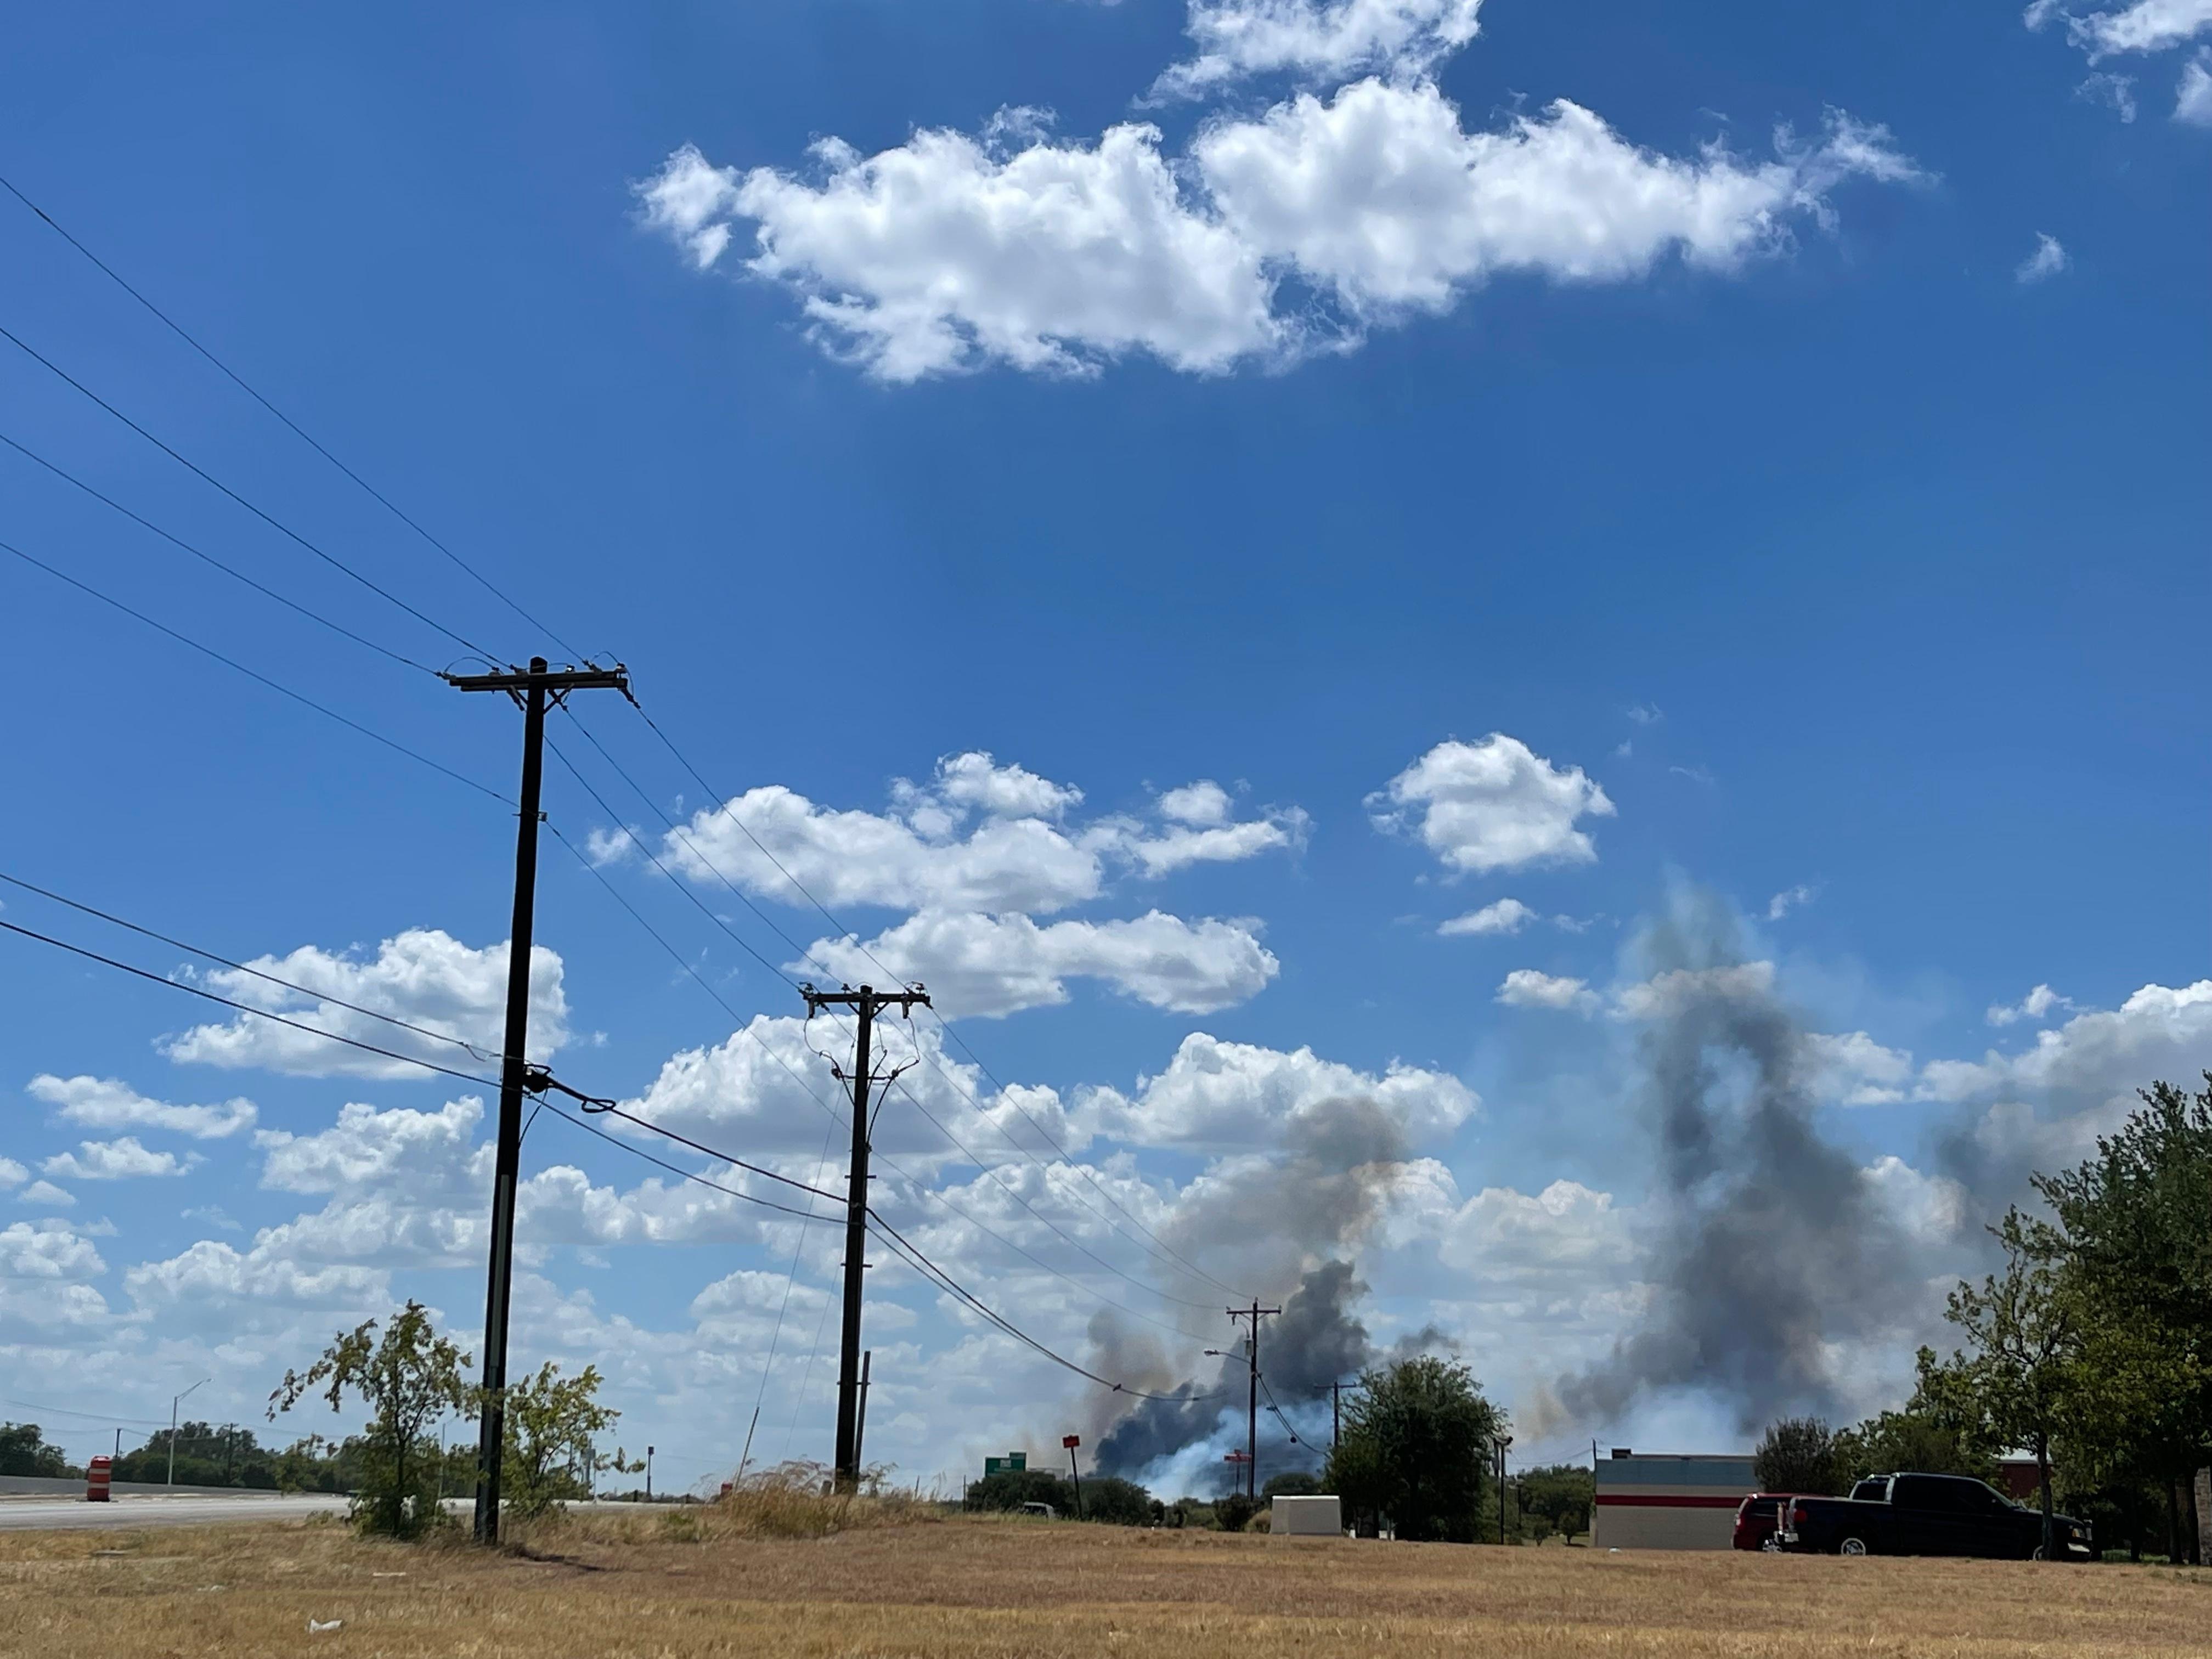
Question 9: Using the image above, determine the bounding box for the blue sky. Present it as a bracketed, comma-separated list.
[1, 0, 2207, 1494]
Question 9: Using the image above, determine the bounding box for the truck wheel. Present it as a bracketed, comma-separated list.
[1838, 1537, 1869, 1557]
[2029, 1545, 2046, 1562]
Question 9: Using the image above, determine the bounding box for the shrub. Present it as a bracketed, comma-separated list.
[269, 1301, 471, 1538]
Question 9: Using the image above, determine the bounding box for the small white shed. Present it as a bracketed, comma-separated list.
[1271, 1494, 1342, 1537]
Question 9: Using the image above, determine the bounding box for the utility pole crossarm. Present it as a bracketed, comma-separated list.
[441, 664, 629, 695]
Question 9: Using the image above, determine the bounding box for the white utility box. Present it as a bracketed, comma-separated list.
[1271, 1494, 1342, 1537]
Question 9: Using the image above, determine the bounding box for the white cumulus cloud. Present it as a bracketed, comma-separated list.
[1766, 884, 1818, 920]
[1805, 1031, 1916, 1106]
[2027, 1, 2212, 118]
[1085, 786, 1308, 878]
[160, 929, 568, 1080]
[1921, 980, 2212, 1105]
[640, 81, 1916, 382]
[1987, 984, 2074, 1027]
[1440, 898, 1536, 937]
[1152, 0, 1486, 99]
[2033, 0, 2212, 58]
[2016, 233, 2069, 283]
[29, 1075, 257, 1139]
[1372, 735, 1615, 876]
[2177, 50, 2212, 119]
[799, 908, 1278, 1018]
[1495, 969, 1599, 1014]
[1078, 1030, 1476, 1149]
[43, 1136, 195, 1181]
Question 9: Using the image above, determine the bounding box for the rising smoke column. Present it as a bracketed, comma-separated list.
[1553, 893, 1922, 1432]
[1095, 1259, 1373, 1479]
[1090, 1093, 1427, 1485]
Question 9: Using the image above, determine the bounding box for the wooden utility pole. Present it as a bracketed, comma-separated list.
[447, 656, 629, 1543]
[853, 1353, 873, 1476]
[1319, 1378, 1364, 1451]
[800, 982, 929, 1492]
[1226, 1301, 1280, 1500]
[1064, 1434, 1084, 1519]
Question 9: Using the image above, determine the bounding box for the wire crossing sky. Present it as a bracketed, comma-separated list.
[0, 0, 2204, 1494]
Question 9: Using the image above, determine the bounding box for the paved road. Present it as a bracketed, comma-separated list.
[0, 1493, 351, 1531]
[0, 1494, 669, 1532]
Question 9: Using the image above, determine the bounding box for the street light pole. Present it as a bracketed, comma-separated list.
[168, 1378, 208, 1490]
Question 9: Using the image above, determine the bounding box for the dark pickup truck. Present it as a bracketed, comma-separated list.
[1780, 1472, 2091, 1560]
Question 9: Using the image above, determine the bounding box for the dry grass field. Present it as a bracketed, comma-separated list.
[2, 1498, 2205, 1659]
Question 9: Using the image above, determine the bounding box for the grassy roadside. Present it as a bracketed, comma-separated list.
[2, 1500, 2205, 1658]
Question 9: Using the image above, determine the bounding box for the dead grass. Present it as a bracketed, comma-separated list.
[2, 1505, 2205, 1658]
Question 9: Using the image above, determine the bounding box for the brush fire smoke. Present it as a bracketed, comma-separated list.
[1550, 893, 1927, 1434]
[1087, 1094, 1431, 1490]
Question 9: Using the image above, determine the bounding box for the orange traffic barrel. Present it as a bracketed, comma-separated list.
[86, 1455, 112, 1502]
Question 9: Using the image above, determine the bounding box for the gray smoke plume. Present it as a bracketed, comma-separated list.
[1095, 1260, 1372, 1481]
[1554, 894, 1922, 1433]
[1088, 1093, 1420, 1486]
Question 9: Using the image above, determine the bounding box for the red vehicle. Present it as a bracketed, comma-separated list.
[1733, 1493, 1794, 1551]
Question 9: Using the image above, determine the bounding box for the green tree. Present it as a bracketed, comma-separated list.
[1322, 1356, 1500, 1543]
[0, 1423, 74, 1479]
[1078, 1475, 1156, 1525]
[270, 1300, 473, 1537]
[2029, 1076, 2212, 1550]
[1753, 1417, 1847, 1495]
[1261, 1470, 1323, 1500]
[1932, 1208, 2079, 1559]
[1515, 1464, 1595, 1540]
[499, 1361, 635, 1519]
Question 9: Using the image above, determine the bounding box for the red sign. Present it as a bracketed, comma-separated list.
[1062, 1435, 1080, 1448]
[1223, 1451, 1251, 1463]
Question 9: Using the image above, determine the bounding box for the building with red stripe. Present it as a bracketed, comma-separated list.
[1589, 1453, 1758, 1550]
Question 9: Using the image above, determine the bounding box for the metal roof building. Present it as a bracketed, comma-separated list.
[1590, 1453, 1757, 1550]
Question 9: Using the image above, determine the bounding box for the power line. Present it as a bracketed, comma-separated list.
[1259, 1373, 1306, 1449]
[743, 1115, 842, 1475]
[0, 427, 436, 673]
[0, 319, 490, 659]
[1, 534, 509, 804]
[0, 168, 582, 659]
[533, 1098, 833, 1226]
[558, 707, 825, 973]
[913, 1012, 1250, 1301]
[0, 909, 618, 1116]
[2, 1398, 174, 1429]
[781, 1244, 842, 1464]
[0, 870, 507, 1065]
[870, 1158, 1217, 1341]
[540, 819, 1221, 1341]
[542, 731, 801, 992]
[601, 698, 1250, 1302]
[540, 821, 845, 1125]
[539, 773, 1220, 1327]
[864, 1207, 1226, 1405]
[577, 1102, 847, 1208]
[540, 1101, 1219, 1410]
[885, 1078, 1223, 1316]
[0, 917, 504, 1092]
